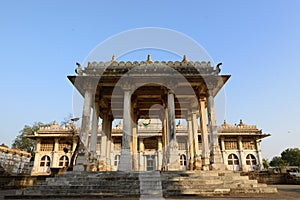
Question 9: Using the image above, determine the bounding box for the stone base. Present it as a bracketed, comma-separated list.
[194, 156, 202, 170]
[73, 152, 87, 172]
[167, 140, 180, 171]
[210, 163, 226, 171]
[119, 148, 132, 171]
[201, 157, 210, 171]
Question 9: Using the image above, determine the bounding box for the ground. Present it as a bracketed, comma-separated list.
[0, 185, 299, 200]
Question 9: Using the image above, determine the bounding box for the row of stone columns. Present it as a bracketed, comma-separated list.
[76, 85, 223, 171]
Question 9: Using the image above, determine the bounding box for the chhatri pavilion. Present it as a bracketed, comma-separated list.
[62, 55, 270, 173]
[11, 56, 277, 198]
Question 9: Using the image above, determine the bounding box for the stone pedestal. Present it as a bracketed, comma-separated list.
[118, 148, 132, 171]
[73, 143, 87, 171]
[194, 155, 202, 170]
[167, 140, 180, 171]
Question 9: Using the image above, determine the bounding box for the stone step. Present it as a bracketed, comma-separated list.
[6, 170, 277, 199]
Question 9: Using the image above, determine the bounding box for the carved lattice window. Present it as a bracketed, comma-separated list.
[40, 143, 53, 151]
[242, 141, 255, 150]
[59, 143, 71, 152]
[225, 140, 238, 150]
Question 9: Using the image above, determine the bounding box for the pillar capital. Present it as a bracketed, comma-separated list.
[198, 95, 206, 102]
[121, 81, 136, 92]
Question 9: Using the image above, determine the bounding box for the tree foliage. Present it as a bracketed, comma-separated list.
[269, 148, 300, 167]
[262, 158, 269, 169]
[281, 148, 300, 166]
[12, 122, 45, 156]
[269, 156, 289, 167]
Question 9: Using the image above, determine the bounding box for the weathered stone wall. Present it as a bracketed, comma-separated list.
[0, 175, 47, 189]
[0, 146, 31, 175]
[243, 172, 300, 185]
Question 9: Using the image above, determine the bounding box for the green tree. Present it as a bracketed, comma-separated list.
[281, 148, 300, 166]
[12, 122, 45, 156]
[269, 156, 289, 167]
[262, 158, 269, 169]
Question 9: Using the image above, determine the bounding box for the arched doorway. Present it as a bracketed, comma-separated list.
[40, 155, 51, 173]
[246, 154, 257, 171]
[180, 154, 187, 170]
[146, 155, 156, 171]
[227, 154, 240, 171]
[59, 156, 69, 167]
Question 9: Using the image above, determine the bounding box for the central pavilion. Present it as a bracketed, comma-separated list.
[68, 55, 230, 172]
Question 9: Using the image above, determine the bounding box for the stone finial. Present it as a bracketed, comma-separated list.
[238, 119, 246, 126]
[111, 55, 116, 62]
[147, 54, 153, 63]
[75, 62, 82, 75]
[182, 55, 189, 62]
[222, 120, 231, 127]
[216, 63, 222, 74]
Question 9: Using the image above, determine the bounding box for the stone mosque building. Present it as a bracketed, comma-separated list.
[29, 56, 270, 175]
[29, 119, 269, 175]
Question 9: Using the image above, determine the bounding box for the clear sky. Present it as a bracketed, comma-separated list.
[0, 0, 299, 160]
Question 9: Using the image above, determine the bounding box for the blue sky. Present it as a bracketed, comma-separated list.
[0, 0, 299, 160]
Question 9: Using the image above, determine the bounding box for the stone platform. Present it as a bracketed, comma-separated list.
[5, 171, 277, 199]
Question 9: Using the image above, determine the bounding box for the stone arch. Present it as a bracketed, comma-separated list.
[227, 153, 240, 171]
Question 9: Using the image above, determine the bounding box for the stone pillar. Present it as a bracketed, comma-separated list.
[71, 138, 78, 166]
[256, 139, 263, 170]
[32, 139, 41, 174]
[89, 104, 99, 164]
[199, 96, 210, 170]
[220, 136, 225, 162]
[74, 89, 93, 171]
[192, 110, 201, 170]
[139, 138, 145, 171]
[105, 116, 113, 170]
[99, 113, 108, 171]
[157, 136, 163, 170]
[207, 93, 225, 170]
[119, 88, 133, 171]
[36, 138, 41, 152]
[167, 90, 180, 170]
[53, 138, 59, 167]
[187, 114, 194, 170]
[238, 136, 247, 171]
[132, 110, 138, 171]
[161, 107, 168, 170]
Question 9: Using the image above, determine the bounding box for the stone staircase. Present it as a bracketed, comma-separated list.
[139, 171, 164, 200]
[5, 170, 277, 199]
[11, 171, 141, 199]
[161, 170, 277, 197]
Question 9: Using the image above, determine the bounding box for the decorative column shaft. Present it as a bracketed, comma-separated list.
[132, 110, 138, 171]
[187, 115, 194, 170]
[238, 136, 247, 171]
[161, 106, 168, 170]
[89, 104, 99, 163]
[167, 90, 180, 170]
[74, 89, 93, 171]
[199, 97, 210, 170]
[192, 110, 201, 169]
[81, 90, 93, 147]
[99, 113, 108, 171]
[256, 139, 263, 170]
[105, 117, 113, 170]
[139, 138, 144, 171]
[207, 93, 225, 170]
[119, 88, 132, 171]
[157, 136, 163, 170]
